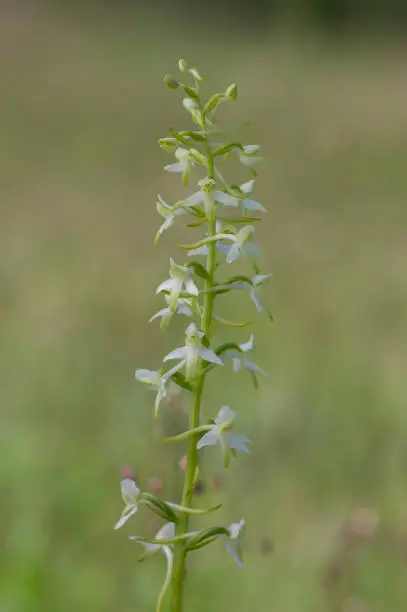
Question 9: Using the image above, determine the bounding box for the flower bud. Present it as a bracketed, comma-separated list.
[159, 137, 177, 151]
[198, 177, 216, 192]
[225, 83, 238, 101]
[178, 58, 188, 73]
[164, 74, 179, 89]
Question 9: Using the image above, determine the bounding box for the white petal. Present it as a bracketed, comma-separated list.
[229, 435, 252, 453]
[229, 519, 246, 539]
[249, 289, 263, 312]
[164, 162, 187, 173]
[245, 243, 261, 255]
[243, 199, 266, 212]
[232, 357, 243, 372]
[161, 361, 185, 382]
[239, 154, 262, 167]
[197, 429, 220, 450]
[244, 360, 268, 376]
[252, 273, 273, 286]
[217, 243, 230, 255]
[177, 303, 193, 317]
[226, 244, 240, 264]
[240, 180, 255, 194]
[216, 406, 236, 425]
[137, 541, 161, 553]
[114, 505, 138, 530]
[185, 322, 199, 337]
[184, 278, 199, 296]
[226, 540, 245, 568]
[157, 217, 174, 236]
[164, 347, 188, 361]
[121, 479, 141, 501]
[183, 191, 205, 207]
[135, 369, 159, 384]
[244, 145, 260, 154]
[214, 191, 238, 206]
[239, 334, 254, 353]
[175, 147, 189, 161]
[149, 307, 170, 322]
[188, 245, 208, 256]
[156, 279, 174, 294]
[156, 522, 176, 541]
[199, 346, 224, 365]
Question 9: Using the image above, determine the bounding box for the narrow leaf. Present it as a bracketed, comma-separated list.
[139, 494, 178, 523]
[167, 502, 222, 515]
[213, 315, 252, 328]
[186, 261, 210, 280]
[160, 425, 211, 444]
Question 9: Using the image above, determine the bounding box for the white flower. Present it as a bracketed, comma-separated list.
[164, 322, 223, 381]
[226, 519, 246, 567]
[130, 522, 175, 612]
[164, 147, 195, 174]
[183, 98, 203, 126]
[155, 195, 188, 240]
[214, 180, 266, 213]
[187, 221, 229, 257]
[197, 406, 251, 466]
[150, 295, 192, 323]
[226, 334, 267, 376]
[213, 273, 273, 312]
[239, 144, 262, 166]
[156, 259, 199, 320]
[130, 521, 175, 555]
[225, 225, 260, 264]
[114, 478, 141, 530]
[135, 366, 182, 417]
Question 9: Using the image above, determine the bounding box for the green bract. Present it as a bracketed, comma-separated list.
[115, 58, 272, 612]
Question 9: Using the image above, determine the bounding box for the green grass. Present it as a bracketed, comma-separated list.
[1, 6, 407, 611]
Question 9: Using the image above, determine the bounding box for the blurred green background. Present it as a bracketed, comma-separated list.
[1, 3, 407, 612]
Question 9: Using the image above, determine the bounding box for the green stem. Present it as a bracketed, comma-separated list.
[171, 145, 216, 612]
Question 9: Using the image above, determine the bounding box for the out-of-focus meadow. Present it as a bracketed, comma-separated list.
[1, 4, 407, 612]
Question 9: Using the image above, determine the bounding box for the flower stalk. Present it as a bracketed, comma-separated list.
[113, 58, 272, 612]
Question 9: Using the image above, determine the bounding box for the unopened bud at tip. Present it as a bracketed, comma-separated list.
[164, 74, 179, 89]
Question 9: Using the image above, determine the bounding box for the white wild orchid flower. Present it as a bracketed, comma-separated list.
[238, 144, 262, 166]
[130, 522, 176, 612]
[135, 365, 183, 417]
[156, 259, 199, 321]
[164, 147, 194, 174]
[197, 406, 251, 466]
[225, 334, 268, 376]
[164, 322, 223, 381]
[213, 273, 273, 312]
[226, 519, 246, 568]
[114, 479, 141, 530]
[225, 225, 260, 264]
[149, 295, 193, 323]
[214, 180, 266, 213]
